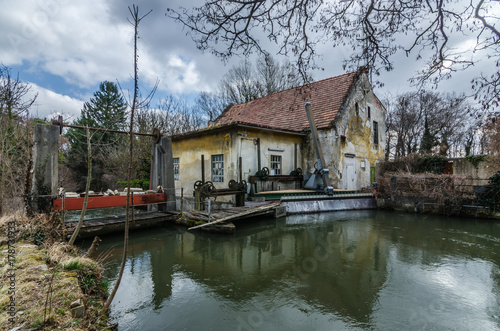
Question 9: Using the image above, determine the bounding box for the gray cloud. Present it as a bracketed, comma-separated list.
[0, 0, 488, 119]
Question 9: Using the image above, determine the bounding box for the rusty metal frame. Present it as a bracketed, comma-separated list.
[51, 115, 161, 143]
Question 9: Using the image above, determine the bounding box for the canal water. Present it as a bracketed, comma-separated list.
[92, 210, 500, 330]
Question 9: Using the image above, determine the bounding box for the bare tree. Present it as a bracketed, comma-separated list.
[385, 90, 477, 158]
[484, 113, 500, 157]
[103, 4, 153, 313]
[193, 54, 308, 124]
[124, 97, 203, 182]
[0, 65, 37, 117]
[256, 54, 309, 95]
[217, 54, 307, 105]
[195, 91, 229, 124]
[0, 66, 37, 214]
[219, 58, 263, 104]
[384, 93, 424, 158]
[68, 127, 92, 246]
[168, 0, 500, 108]
[156, 96, 203, 135]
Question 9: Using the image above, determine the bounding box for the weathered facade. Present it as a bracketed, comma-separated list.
[172, 124, 304, 198]
[172, 68, 386, 199]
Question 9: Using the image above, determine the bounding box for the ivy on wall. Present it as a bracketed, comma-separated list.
[466, 154, 487, 169]
[478, 171, 500, 212]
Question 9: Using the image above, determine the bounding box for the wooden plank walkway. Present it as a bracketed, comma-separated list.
[187, 202, 281, 230]
[65, 202, 282, 237]
[65, 211, 178, 238]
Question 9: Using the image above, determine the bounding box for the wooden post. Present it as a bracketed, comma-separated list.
[131, 192, 135, 227]
[195, 190, 201, 211]
[294, 143, 298, 170]
[62, 191, 65, 224]
[201, 155, 205, 183]
[235, 192, 245, 207]
[180, 187, 184, 217]
[239, 156, 243, 182]
[256, 138, 261, 170]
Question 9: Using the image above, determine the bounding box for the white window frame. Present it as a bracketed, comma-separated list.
[270, 155, 282, 175]
[212, 154, 224, 183]
[173, 158, 179, 181]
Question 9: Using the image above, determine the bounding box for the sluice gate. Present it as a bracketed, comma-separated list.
[253, 189, 376, 214]
[281, 194, 376, 214]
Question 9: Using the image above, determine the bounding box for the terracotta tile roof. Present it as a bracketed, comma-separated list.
[214, 71, 359, 132]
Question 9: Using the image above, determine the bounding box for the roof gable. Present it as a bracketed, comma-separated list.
[214, 71, 359, 132]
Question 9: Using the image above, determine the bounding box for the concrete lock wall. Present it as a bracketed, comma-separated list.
[151, 136, 176, 212]
[449, 158, 498, 184]
[31, 124, 59, 212]
[30, 125, 177, 213]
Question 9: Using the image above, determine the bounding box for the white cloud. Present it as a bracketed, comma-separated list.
[0, 0, 487, 108]
[141, 53, 208, 94]
[27, 82, 84, 121]
[0, 0, 228, 96]
[0, 0, 246, 102]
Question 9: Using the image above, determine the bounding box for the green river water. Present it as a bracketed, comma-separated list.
[92, 210, 500, 330]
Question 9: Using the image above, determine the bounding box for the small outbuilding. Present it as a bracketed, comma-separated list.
[172, 68, 386, 201]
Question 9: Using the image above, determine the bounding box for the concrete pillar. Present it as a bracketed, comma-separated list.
[151, 137, 176, 212]
[390, 175, 397, 202]
[31, 124, 59, 212]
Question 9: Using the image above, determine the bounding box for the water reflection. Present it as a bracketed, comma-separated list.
[93, 211, 500, 330]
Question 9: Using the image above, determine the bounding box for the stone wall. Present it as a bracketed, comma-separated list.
[377, 174, 500, 219]
[449, 157, 498, 185]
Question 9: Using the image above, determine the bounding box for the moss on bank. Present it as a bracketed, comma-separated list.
[0, 213, 112, 330]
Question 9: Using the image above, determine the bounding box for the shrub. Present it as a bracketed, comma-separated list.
[380, 154, 446, 175]
[478, 171, 500, 212]
[116, 178, 150, 190]
[416, 156, 446, 174]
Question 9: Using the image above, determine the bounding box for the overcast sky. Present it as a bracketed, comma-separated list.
[0, 0, 492, 121]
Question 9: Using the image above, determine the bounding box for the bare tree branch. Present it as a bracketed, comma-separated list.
[168, 0, 500, 107]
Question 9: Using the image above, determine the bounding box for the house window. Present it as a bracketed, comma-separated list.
[270, 155, 282, 175]
[212, 154, 224, 182]
[368, 106, 371, 119]
[373, 121, 379, 145]
[173, 158, 179, 181]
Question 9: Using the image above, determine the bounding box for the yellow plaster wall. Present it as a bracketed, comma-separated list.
[172, 127, 304, 198]
[301, 72, 386, 190]
[172, 74, 386, 194]
[172, 130, 234, 199]
[335, 73, 386, 189]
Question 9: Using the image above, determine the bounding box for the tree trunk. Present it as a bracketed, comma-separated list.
[103, 5, 152, 313]
[84, 236, 102, 258]
[68, 127, 92, 246]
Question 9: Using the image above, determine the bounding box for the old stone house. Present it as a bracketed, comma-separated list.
[171, 68, 386, 199]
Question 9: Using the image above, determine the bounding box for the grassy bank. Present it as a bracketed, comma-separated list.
[0, 212, 112, 330]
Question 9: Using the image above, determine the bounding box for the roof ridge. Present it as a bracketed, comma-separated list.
[214, 69, 365, 133]
[231, 70, 358, 106]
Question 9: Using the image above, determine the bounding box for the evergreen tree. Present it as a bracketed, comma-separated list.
[66, 81, 128, 191]
[420, 116, 435, 154]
